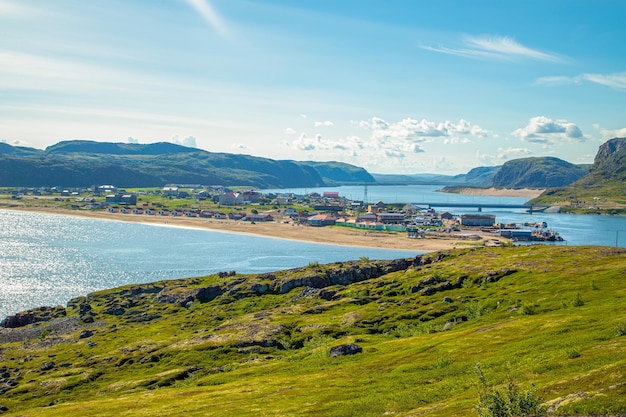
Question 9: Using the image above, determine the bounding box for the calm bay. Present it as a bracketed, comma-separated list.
[2, 184, 625, 318]
[0, 209, 418, 318]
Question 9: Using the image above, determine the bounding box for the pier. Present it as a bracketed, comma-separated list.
[414, 202, 551, 213]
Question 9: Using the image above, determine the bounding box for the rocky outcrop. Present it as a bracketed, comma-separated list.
[0, 306, 66, 328]
[155, 285, 225, 307]
[330, 343, 362, 357]
[273, 258, 418, 295]
[589, 137, 626, 179]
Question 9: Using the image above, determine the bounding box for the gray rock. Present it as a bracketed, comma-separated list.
[102, 307, 125, 316]
[79, 330, 94, 339]
[329, 343, 362, 358]
[40, 362, 55, 371]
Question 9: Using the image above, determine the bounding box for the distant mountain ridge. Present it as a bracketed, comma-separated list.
[45, 140, 194, 156]
[0, 140, 375, 188]
[1, 139, 617, 191]
[375, 157, 588, 190]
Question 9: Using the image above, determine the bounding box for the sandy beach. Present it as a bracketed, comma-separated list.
[452, 187, 545, 198]
[1, 205, 498, 252]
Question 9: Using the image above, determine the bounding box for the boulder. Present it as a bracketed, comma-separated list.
[79, 330, 94, 339]
[0, 306, 66, 328]
[329, 343, 363, 358]
[40, 362, 55, 371]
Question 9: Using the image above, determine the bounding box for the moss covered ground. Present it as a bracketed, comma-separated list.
[0, 245, 625, 416]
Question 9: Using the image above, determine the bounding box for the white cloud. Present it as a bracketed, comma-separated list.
[170, 134, 197, 148]
[356, 117, 487, 143]
[422, 35, 563, 62]
[284, 127, 296, 135]
[293, 132, 315, 151]
[536, 71, 626, 91]
[184, 0, 230, 37]
[1, 138, 29, 146]
[314, 120, 334, 127]
[435, 156, 455, 172]
[127, 136, 139, 144]
[593, 124, 626, 140]
[182, 135, 197, 147]
[289, 116, 486, 172]
[477, 147, 532, 166]
[232, 143, 248, 150]
[286, 116, 496, 174]
[497, 147, 532, 160]
[512, 116, 586, 144]
[444, 137, 471, 145]
[384, 149, 405, 159]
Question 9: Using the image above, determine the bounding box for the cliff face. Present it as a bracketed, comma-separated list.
[590, 137, 626, 179]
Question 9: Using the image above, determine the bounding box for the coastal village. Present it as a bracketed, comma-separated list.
[2, 184, 563, 244]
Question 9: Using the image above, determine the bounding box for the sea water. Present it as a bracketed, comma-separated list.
[3, 184, 626, 318]
[0, 210, 418, 318]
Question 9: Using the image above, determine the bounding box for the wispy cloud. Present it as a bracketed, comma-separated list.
[477, 147, 532, 166]
[422, 35, 563, 62]
[184, 0, 230, 37]
[536, 71, 626, 91]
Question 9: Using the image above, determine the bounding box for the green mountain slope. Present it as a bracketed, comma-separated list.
[530, 137, 626, 208]
[0, 140, 375, 188]
[300, 161, 374, 184]
[1, 245, 625, 416]
[491, 157, 588, 188]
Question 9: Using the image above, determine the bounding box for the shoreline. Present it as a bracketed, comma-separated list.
[440, 187, 545, 198]
[0, 205, 498, 252]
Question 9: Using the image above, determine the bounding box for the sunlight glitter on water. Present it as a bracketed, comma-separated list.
[0, 210, 419, 318]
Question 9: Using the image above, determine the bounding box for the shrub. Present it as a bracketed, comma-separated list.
[566, 347, 581, 359]
[519, 303, 536, 316]
[467, 301, 488, 319]
[615, 320, 626, 337]
[572, 293, 584, 307]
[475, 363, 546, 417]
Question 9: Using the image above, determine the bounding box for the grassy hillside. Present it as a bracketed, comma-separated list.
[491, 157, 588, 189]
[0, 246, 625, 416]
[0, 141, 375, 188]
[530, 138, 626, 213]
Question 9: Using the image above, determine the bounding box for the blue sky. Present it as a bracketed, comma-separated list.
[1, 0, 625, 174]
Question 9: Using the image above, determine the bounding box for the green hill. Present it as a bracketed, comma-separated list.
[1, 245, 625, 416]
[0, 140, 375, 188]
[491, 157, 588, 189]
[530, 137, 626, 210]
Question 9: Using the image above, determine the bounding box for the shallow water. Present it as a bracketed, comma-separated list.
[0, 210, 418, 318]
